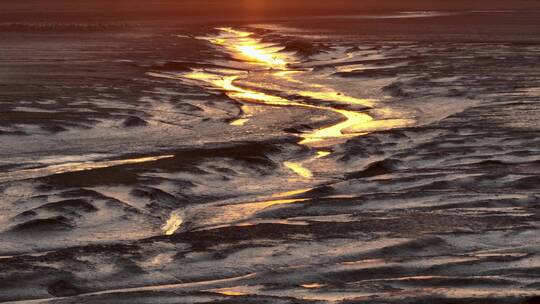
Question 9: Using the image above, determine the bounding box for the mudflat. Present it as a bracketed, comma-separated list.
[1, 1, 539, 303]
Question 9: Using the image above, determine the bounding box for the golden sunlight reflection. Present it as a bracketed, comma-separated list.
[0, 155, 175, 183]
[316, 151, 332, 158]
[184, 71, 301, 107]
[301, 283, 327, 289]
[270, 188, 312, 198]
[237, 44, 286, 67]
[343, 118, 414, 134]
[212, 27, 288, 68]
[272, 70, 303, 83]
[191, 188, 316, 229]
[184, 67, 375, 146]
[273, 69, 374, 107]
[201, 197, 310, 229]
[210, 288, 248, 296]
[230, 118, 250, 126]
[240, 198, 308, 212]
[284, 161, 313, 179]
[184, 28, 413, 148]
[223, 76, 298, 106]
[162, 213, 183, 235]
[299, 109, 371, 145]
[299, 90, 375, 107]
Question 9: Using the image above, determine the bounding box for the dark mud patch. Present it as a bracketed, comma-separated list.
[122, 115, 148, 127]
[11, 216, 74, 232]
[283, 39, 324, 57]
[346, 158, 403, 179]
[38, 199, 98, 213]
[47, 279, 83, 297]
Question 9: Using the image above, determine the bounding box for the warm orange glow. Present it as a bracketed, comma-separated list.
[162, 213, 183, 235]
[270, 188, 312, 198]
[212, 289, 247, 296]
[237, 44, 286, 67]
[0, 154, 175, 183]
[203, 197, 309, 228]
[301, 283, 327, 289]
[316, 151, 331, 158]
[212, 28, 288, 68]
[299, 109, 372, 145]
[284, 161, 313, 178]
[180, 28, 414, 147]
[230, 118, 250, 126]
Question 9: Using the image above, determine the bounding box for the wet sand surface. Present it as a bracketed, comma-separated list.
[1, 7, 540, 304]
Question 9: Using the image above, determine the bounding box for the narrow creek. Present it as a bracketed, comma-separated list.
[154, 27, 413, 234]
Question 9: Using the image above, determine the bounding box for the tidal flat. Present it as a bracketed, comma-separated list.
[1, 3, 540, 303]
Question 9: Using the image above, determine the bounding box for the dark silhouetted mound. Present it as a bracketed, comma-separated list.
[123, 116, 148, 127]
[41, 199, 98, 213]
[524, 296, 540, 304]
[283, 40, 321, 57]
[346, 159, 403, 179]
[283, 124, 312, 134]
[12, 216, 74, 232]
[47, 280, 82, 297]
[40, 124, 68, 133]
[383, 82, 411, 97]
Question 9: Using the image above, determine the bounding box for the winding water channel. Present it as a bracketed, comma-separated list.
[182, 28, 412, 148]
[151, 27, 415, 234]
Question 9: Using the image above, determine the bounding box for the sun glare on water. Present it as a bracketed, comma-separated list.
[181, 27, 413, 153]
[236, 44, 287, 67]
[162, 213, 183, 235]
[214, 27, 288, 68]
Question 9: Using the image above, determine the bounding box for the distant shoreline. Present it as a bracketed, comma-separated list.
[2, 0, 540, 23]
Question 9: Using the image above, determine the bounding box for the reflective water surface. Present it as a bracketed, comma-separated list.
[0, 155, 174, 183]
[181, 28, 412, 148]
[149, 27, 417, 232]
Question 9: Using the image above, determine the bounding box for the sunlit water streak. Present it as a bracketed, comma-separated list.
[183, 27, 411, 148]
[162, 212, 184, 235]
[0, 155, 175, 183]
[209, 289, 248, 296]
[209, 28, 289, 68]
[5, 273, 260, 304]
[229, 118, 250, 126]
[301, 283, 327, 289]
[283, 161, 313, 179]
[151, 27, 415, 233]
